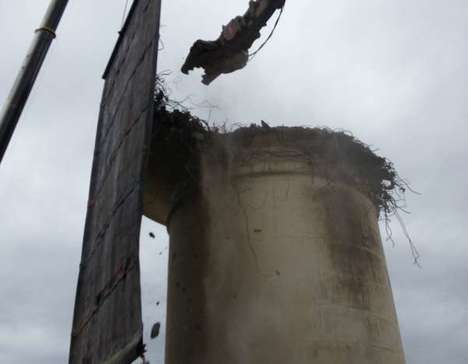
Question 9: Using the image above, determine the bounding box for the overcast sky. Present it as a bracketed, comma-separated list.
[0, 0, 467, 363]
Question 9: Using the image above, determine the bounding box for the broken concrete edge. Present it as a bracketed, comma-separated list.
[145, 89, 410, 227]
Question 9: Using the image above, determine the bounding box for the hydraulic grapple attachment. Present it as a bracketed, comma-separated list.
[181, 0, 285, 85]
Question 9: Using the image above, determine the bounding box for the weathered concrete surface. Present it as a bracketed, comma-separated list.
[145, 128, 406, 364]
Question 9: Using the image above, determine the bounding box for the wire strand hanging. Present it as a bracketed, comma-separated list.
[249, 5, 285, 60]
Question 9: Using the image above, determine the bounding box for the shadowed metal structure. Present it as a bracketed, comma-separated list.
[0, 0, 69, 164]
[69, 1, 161, 363]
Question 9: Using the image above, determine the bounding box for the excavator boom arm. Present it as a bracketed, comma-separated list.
[181, 0, 286, 85]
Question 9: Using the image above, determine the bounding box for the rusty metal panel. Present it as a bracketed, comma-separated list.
[69, 1, 161, 363]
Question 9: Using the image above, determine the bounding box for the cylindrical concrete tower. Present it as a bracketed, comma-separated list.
[145, 126, 406, 364]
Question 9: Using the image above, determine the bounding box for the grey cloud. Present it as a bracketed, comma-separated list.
[1, 0, 467, 363]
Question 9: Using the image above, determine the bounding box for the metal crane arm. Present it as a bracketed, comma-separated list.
[181, 0, 286, 85]
[0, 0, 69, 164]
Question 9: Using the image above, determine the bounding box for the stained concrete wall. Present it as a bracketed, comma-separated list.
[145, 128, 406, 364]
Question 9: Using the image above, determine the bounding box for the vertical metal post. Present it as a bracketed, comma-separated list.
[0, 0, 69, 164]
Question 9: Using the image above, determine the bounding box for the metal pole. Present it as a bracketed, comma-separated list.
[0, 0, 69, 164]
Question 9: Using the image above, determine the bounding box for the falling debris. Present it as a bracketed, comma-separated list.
[150, 322, 161, 339]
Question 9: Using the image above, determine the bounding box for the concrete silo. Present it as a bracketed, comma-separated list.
[144, 123, 406, 364]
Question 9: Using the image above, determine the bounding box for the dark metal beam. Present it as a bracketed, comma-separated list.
[69, 0, 162, 362]
[0, 0, 69, 164]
